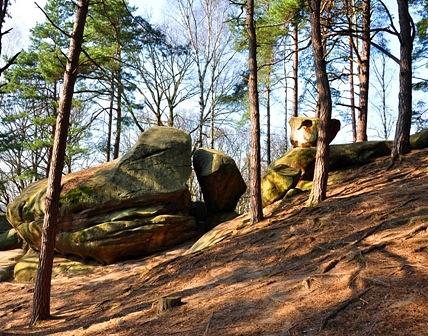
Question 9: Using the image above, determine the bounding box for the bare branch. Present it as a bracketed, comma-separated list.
[35, 1, 72, 39]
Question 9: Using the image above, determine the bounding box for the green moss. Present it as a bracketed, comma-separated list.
[60, 185, 95, 206]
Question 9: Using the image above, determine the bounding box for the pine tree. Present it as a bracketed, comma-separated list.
[30, 0, 90, 325]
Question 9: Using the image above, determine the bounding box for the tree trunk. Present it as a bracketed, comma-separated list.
[46, 81, 58, 176]
[306, 0, 332, 207]
[30, 0, 89, 326]
[292, 22, 299, 118]
[349, 50, 357, 143]
[347, 0, 357, 143]
[283, 50, 289, 152]
[357, 0, 370, 142]
[392, 0, 414, 158]
[106, 74, 114, 162]
[246, 0, 263, 224]
[113, 48, 123, 160]
[266, 85, 271, 165]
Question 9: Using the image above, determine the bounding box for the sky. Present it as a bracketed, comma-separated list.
[6, 0, 166, 50]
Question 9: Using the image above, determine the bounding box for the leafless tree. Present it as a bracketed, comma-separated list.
[174, 0, 239, 150]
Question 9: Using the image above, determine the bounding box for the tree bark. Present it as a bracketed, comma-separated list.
[246, 0, 263, 223]
[346, 0, 357, 142]
[266, 70, 272, 165]
[306, 0, 332, 207]
[357, 0, 370, 142]
[292, 22, 299, 118]
[391, 0, 414, 158]
[113, 49, 123, 160]
[106, 74, 114, 162]
[30, 0, 89, 326]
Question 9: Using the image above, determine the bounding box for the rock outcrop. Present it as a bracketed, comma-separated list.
[193, 148, 246, 214]
[261, 141, 393, 207]
[13, 248, 98, 282]
[7, 127, 198, 264]
[261, 165, 301, 207]
[289, 117, 341, 148]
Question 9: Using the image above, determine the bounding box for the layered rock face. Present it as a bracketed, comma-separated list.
[7, 127, 198, 264]
[261, 141, 393, 207]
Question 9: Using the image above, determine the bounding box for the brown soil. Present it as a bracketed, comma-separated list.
[1, 149, 428, 336]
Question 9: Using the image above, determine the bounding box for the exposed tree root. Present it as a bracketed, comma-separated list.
[319, 287, 372, 331]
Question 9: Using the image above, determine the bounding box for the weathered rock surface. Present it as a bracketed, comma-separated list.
[289, 117, 340, 148]
[261, 141, 393, 207]
[0, 228, 22, 251]
[410, 128, 428, 149]
[7, 127, 198, 264]
[261, 165, 301, 207]
[193, 148, 246, 214]
[0, 215, 22, 251]
[13, 248, 98, 282]
[0, 249, 25, 282]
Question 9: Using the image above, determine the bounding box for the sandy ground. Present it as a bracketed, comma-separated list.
[1, 149, 428, 336]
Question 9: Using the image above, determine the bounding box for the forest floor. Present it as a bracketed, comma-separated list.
[1, 148, 428, 336]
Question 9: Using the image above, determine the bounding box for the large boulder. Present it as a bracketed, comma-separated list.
[193, 148, 247, 214]
[7, 127, 198, 264]
[261, 165, 301, 207]
[261, 141, 392, 207]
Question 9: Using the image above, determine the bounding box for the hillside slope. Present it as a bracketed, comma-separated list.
[1, 149, 428, 336]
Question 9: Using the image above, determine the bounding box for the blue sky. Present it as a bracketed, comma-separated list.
[7, 0, 166, 49]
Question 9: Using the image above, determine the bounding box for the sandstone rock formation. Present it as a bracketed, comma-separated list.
[0, 215, 21, 251]
[261, 165, 301, 207]
[261, 141, 393, 207]
[289, 117, 341, 148]
[193, 148, 246, 214]
[7, 127, 198, 264]
[13, 248, 98, 282]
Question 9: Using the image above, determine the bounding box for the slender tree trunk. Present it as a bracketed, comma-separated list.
[198, 67, 205, 148]
[380, 60, 389, 139]
[246, 0, 263, 223]
[210, 90, 215, 149]
[283, 47, 289, 152]
[106, 75, 114, 162]
[113, 63, 122, 159]
[30, 0, 89, 326]
[347, 4, 357, 143]
[357, 0, 370, 142]
[46, 81, 58, 176]
[307, 0, 332, 207]
[266, 85, 271, 165]
[169, 102, 175, 127]
[349, 51, 357, 142]
[392, 0, 414, 158]
[292, 22, 299, 118]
